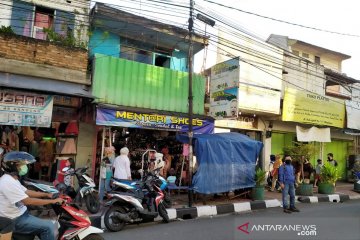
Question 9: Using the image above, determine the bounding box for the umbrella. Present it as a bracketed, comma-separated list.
[3, 151, 36, 164]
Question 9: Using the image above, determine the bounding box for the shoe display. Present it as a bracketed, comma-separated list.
[283, 209, 292, 213]
[290, 207, 300, 212]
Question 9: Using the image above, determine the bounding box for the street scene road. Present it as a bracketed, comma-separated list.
[102, 200, 360, 240]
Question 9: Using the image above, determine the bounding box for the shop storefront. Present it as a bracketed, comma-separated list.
[93, 106, 214, 185]
[0, 88, 90, 182]
[270, 88, 353, 180]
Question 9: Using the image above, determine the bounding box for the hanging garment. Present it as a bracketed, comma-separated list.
[58, 123, 68, 134]
[65, 121, 79, 135]
[29, 141, 39, 158]
[61, 138, 77, 154]
[23, 127, 34, 142]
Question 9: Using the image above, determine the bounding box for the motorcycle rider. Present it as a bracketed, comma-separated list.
[0, 154, 64, 240]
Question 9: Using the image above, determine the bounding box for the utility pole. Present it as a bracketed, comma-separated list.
[188, 0, 194, 207]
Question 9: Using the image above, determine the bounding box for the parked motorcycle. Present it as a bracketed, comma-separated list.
[56, 167, 100, 214]
[104, 169, 170, 232]
[110, 172, 172, 208]
[12, 194, 104, 240]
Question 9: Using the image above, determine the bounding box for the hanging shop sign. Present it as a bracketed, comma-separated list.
[282, 88, 345, 128]
[215, 114, 258, 130]
[96, 108, 214, 134]
[0, 89, 53, 127]
[209, 57, 240, 119]
[345, 100, 360, 130]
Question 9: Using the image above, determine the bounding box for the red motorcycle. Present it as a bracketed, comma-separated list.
[13, 197, 103, 240]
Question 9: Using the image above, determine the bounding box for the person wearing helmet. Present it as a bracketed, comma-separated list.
[0, 151, 64, 240]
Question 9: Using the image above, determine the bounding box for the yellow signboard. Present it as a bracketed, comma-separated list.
[282, 88, 345, 128]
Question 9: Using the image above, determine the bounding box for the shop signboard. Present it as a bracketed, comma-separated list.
[238, 85, 281, 114]
[215, 114, 258, 130]
[0, 89, 53, 127]
[345, 100, 360, 130]
[209, 57, 240, 119]
[96, 108, 214, 134]
[282, 88, 345, 128]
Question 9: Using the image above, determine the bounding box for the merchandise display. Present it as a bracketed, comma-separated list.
[0, 122, 78, 181]
[95, 127, 190, 185]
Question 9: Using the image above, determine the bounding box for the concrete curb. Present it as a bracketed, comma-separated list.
[90, 194, 357, 229]
[297, 194, 351, 203]
[90, 199, 282, 228]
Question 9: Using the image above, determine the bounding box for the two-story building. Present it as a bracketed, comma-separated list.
[267, 34, 360, 180]
[0, 0, 93, 181]
[88, 3, 213, 182]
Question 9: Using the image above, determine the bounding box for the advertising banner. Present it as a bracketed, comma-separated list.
[96, 108, 214, 134]
[282, 88, 345, 128]
[209, 57, 240, 119]
[345, 100, 360, 130]
[238, 85, 281, 114]
[0, 90, 53, 127]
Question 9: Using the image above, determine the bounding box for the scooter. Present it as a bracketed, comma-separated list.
[110, 171, 172, 207]
[12, 194, 104, 240]
[56, 167, 100, 214]
[104, 169, 170, 232]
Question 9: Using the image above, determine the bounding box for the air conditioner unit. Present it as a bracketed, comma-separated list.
[32, 26, 46, 40]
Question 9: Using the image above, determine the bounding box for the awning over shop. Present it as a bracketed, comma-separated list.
[0, 72, 93, 98]
[96, 106, 214, 134]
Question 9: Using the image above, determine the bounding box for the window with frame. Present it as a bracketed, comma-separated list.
[33, 6, 54, 40]
[120, 46, 152, 65]
[315, 56, 321, 64]
[302, 52, 309, 58]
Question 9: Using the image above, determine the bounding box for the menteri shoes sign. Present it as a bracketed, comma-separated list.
[96, 107, 214, 134]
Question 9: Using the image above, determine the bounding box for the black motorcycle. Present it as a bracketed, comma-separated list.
[104, 170, 170, 232]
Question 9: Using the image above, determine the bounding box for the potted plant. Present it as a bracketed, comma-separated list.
[318, 163, 340, 194]
[252, 167, 266, 200]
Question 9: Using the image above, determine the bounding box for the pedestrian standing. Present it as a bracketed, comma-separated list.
[113, 147, 131, 180]
[327, 153, 338, 167]
[313, 159, 323, 188]
[279, 155, 300, 213]
[270, 155, 282, 192]
[302, 157, 313, 184]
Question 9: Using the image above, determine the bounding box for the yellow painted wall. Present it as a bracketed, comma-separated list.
[291, 44, 343, 72]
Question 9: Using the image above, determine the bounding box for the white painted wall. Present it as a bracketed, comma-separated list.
[0, 1, 12, 27]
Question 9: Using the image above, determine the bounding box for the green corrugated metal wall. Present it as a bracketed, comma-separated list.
[92, 54, 205, 115]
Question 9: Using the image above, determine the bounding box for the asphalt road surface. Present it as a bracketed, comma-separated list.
[101, 200, 360, 240]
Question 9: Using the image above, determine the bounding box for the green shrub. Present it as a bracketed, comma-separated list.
[255, 167, 266, 187]
[320, 163, 340, 185]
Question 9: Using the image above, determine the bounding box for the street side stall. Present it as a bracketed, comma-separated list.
[176, 132, 263, 195]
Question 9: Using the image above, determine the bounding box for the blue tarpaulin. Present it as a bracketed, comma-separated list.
[176, 132, 263, 194]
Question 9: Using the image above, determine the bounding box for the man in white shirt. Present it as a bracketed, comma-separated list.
[112, 147, 131, 180]
[0, 153, 63, 240]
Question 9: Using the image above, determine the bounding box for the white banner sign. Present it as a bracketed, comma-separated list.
[238, 85, 281, 114]
[346, 100, 360, 130]
[0, 90, 53, 127]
